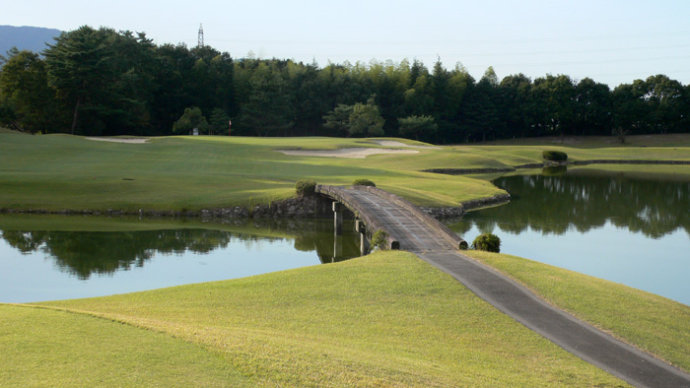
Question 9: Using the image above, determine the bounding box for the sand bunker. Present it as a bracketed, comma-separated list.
[372, 140, 438, 149]
[280, 147, 419, 158]
[86, 137, 149, 144]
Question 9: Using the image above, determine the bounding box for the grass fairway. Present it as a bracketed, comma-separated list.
[20, 251, 627, 387]
[1, 132, 689, 211]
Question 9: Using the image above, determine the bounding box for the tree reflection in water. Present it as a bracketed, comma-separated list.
[0, 218, 360, 279]
[453, 171, 689, 239]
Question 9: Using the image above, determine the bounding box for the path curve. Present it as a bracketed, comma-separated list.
[318, 185, 690, 387]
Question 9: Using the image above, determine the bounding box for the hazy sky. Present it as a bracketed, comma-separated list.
[3, 0, 689, 87]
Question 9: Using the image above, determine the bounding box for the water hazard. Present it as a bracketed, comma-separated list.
[2, 169, 688, 306]
[450, 168, 690, 305]
[0, 216, 361, 303]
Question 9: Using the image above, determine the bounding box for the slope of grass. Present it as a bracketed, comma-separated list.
[465, 250, 690, 372]
[0, 304, 251, 387]
[30, 251, 627, 387]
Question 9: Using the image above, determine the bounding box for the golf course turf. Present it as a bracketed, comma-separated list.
[1, 132, 689, 386]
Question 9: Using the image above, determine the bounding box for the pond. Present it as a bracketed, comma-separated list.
[0, 216, 361, 303]
[450, 168, 690, 305]
[2, 169, 688, 306]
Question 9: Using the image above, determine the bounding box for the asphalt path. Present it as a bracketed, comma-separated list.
[419, 250, 690, 388]
[329, 186, 690, 387]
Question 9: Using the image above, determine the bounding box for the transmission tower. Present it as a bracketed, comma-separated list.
[197, 23, 204, 48]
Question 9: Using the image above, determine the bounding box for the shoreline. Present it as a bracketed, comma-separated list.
[2, 159, 686, 220]
[423, 159, 690, 175]
[0, 192, 511, 221]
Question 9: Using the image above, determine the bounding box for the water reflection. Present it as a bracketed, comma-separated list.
[454, 172, 689, 238]
[0, 217, 361, 280]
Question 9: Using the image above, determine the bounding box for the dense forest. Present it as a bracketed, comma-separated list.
[1, 26, 688, 143]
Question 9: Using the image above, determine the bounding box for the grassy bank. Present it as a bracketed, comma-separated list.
[465, 250, 690, 372]
[1, 132, 689, 212]
[3, 251, 627, 387]
[0, 305, 249, 387]
[6, 249, 688, 386]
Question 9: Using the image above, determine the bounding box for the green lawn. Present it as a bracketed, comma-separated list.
[4, 249, 686, 386]
[10, 251, 628, 387]
[0, 305, 251, 387]
[465, 250, 690, 372]
[2, 132, 689, 212]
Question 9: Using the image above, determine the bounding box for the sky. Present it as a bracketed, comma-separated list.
[2, 0, 690, 87]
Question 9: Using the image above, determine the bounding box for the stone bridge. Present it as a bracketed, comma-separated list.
[315, 184, 467, 253]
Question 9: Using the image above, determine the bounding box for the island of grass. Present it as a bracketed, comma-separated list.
[1, 131, 689, 386]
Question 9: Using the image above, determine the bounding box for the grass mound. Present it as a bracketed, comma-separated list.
[27, 251, 624, 387]
[0, 304, 250, 387]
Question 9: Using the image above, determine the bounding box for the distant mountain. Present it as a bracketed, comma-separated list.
[0, 25, 61, 56]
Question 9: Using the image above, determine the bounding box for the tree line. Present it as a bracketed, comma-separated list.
[1, 25, 688, 142]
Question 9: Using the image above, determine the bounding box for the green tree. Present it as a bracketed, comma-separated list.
[107, 30, 158, 134]
[172, 106, 208, 134]
[0, 49, 60, 132]
[498, 73, 532, 138]
[44, 26, 117, 134]
[573, 78, 611, 136]
[323, 104, 353, 136]
[612, 81, 649, 134]
[463, 67, 500, 142]
[531, 75, 575, 137]
[288, 62, 329, 135]
[208, 108, 230, 135]
[644, 74, 685, 133]
[348, 97, 384, 137]
[239, 62, 294, 136]
[322, 96, 384, 137]
[398, 115, 437, 141]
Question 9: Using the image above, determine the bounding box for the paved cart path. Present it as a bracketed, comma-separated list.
[317, 185, 690, 388]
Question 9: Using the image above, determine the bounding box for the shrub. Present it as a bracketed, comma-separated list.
[542, 150, 568, 162]
[295, 179, 317, 196]
[472, 233, 501, 253]
[371, 230, 388, 250]
[352, 178, 376, 187]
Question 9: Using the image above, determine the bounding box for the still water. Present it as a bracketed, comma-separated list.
[450, 168, 690, 305]
[2, 170, 688, 305]
[0, 217, 360, 303]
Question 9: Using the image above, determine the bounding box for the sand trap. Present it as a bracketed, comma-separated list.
[372, 140, 438, 149]
[280, 147, 418, 158]
[86, 137, 149, 144]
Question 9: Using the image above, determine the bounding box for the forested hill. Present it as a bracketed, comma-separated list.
[0, 25, 688, 142]
[0, 25, 61, 55]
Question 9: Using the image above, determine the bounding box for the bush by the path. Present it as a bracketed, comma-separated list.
[473, 233, 501, 252]
[371, 230, 388, 250]
[353, 178, 376, 187]
[295, 179, 317, 196]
